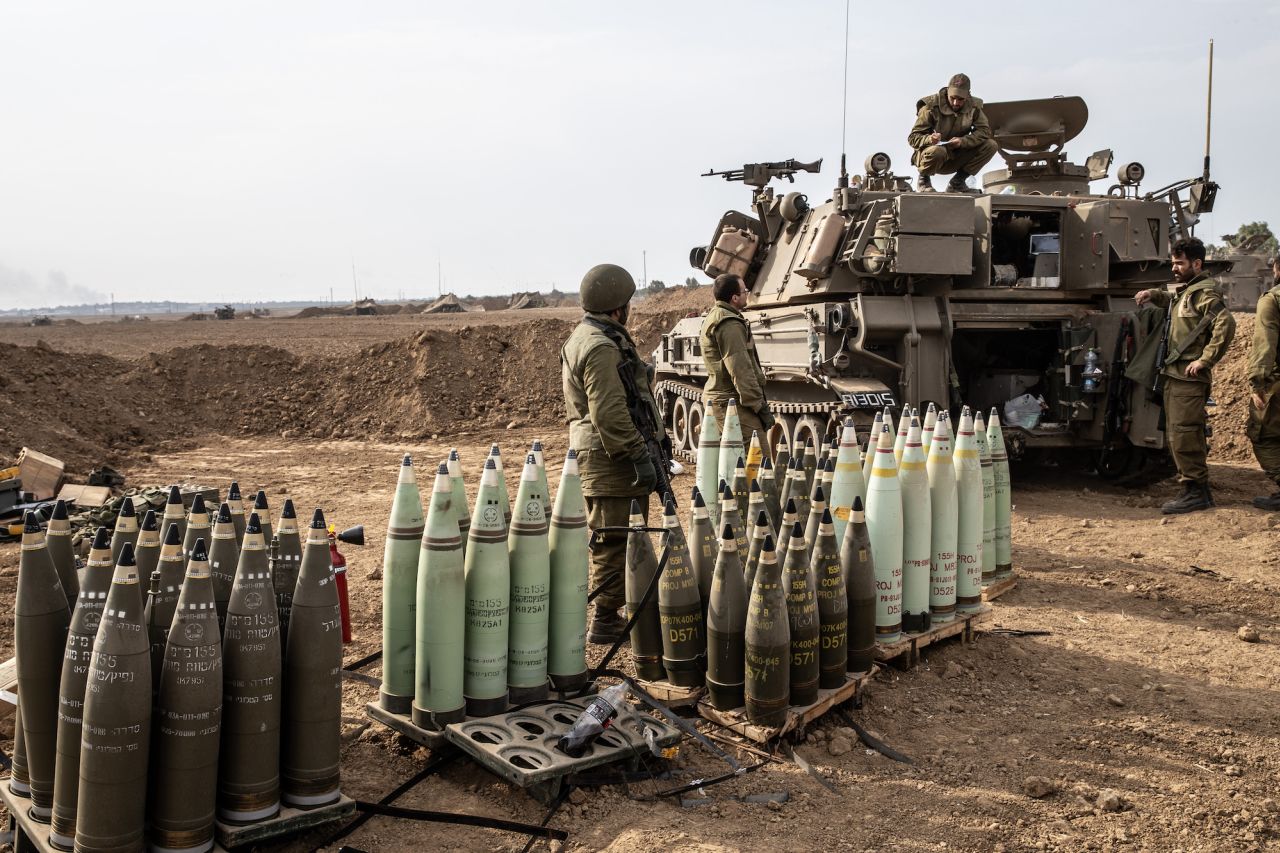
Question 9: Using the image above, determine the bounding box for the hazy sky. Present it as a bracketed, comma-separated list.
[2, 1, 1276, 310]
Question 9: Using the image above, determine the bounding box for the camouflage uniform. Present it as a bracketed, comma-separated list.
[1145, 274, 1236, 486]
[700, 300, 771, 442]
[1247, 285, 1280, 487]
[561, 312, 662, 612]
[908, 90, 999, 178]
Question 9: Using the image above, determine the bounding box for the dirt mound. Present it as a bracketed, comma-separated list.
[1208, 311, 1256, 463]
[634, 284, 710, 315]
[292, 305, 348, 319]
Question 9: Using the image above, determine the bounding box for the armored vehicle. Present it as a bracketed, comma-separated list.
[653, 96, 1220, 481]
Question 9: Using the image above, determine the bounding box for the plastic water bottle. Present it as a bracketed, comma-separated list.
[555, 682, 629, 757]
[1082, 349, 1100, 392]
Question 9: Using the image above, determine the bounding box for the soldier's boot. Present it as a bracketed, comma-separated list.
[1161, 482, 1214, 515]
[917, 173, 935, 193]
[947, 171, 972, 193]
[1251, 491, 1280, 510]
[586, 606, 627, 645]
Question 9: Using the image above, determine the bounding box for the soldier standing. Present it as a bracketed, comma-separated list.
[561, 263, 669, 644]
[908, 73, 999, 193]
[1247, 256, 1280, 509]
[1134, 237, 1236, 514]
[700, 273, 774, 446]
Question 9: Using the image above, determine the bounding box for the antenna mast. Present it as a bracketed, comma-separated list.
[1203, 38, 1214, 181]
[839, 0, 850, 188]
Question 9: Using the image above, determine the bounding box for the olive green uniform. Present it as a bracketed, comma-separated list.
[561, 312, 663, 611]
[700, 300, 770, 441]
[908, 90, 999, 178]
[1247, 285, 1280, 486]
[1146, 274, 1236, 485]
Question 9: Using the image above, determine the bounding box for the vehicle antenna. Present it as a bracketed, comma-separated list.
[1203, 38, 1214, 182]
[839, 0, 851, 188]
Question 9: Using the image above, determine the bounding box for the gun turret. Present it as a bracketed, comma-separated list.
[702, 159, 822, 188]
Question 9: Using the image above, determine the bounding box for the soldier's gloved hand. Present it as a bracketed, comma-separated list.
[631, 458, 658, 491]
[758, 408, 775, 432]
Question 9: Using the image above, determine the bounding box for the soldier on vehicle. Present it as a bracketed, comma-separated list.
[908, 73, 999, 194]
[1134, 237, 1236, 514]
[1247, 256, 1280, 509]
[700, 273, 774, 447]
[561, 263, 668, 643]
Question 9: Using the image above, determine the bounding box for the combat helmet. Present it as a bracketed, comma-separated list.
[580, 264, 636, 312]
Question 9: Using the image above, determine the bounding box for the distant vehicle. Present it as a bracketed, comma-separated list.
[214, 305, 236, 320]
[30, 315, 52, 326]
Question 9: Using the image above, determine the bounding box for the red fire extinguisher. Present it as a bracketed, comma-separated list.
[328, 523, 353, 643]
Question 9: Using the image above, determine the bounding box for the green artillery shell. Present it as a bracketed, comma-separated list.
[921, 403, 938, 458]
[273, 500, 302, 649]
[829, 419, 866, 545]
[900, 418, 932, 634]
[226, 480, 247, 546]
[841, 497, 875, 673]
[744, 533, 788, 726]
[658, 498, 704, 687]
[787, 460, 811, 544]
[530, 440, 552, 520]
[800, 439, 818, 502]
[547, 450, 589, 693]
[732, 457, 750, 524]
[952, 408, 985, 613]
[782, 521, 819, 707]
[109, 497, 139, 571]
[867, 422, 903, 643]
[447, 449, 471, 553]
[145, 521, 184, 708]
[161, 486, 188, 556]
[718, 482, 749, 560]
[182, 494, 211, 563]
[16, 512, 70, 823]
[133, 510, 162, 599]
[50, 528, 113, 849]
[414, 464, 465, 729]
[381, 454, 424, 714]
[927, 412, 958, 622]
[487, 444, 512, 527]
[987, 410, 1013, 577]
[696, 408, 721, 530]
[12, 704, 29, 799]
[464, 458, 510, 717]
[625, 500, 665, 682]
[46, 500, 79, 607]
[221, 516, 283, 823]
[743, 509, 770, 594]
[745, 480, 773, 553]
[773, 436, 791, 488]
[208, 503, 240, 635]
[281, 509, 343, 809]
[687, 488, 716, 632]
[706, 523, 747, 711]
[974, 412, 997, 585]
[862, 410, 884, 485]
[818, 456, 835, 509]
[813, 509, 848, 690]
[253, 490, 273, 546]
[507, 455, 550, 703]
[716, 400, 744, 522]
[757, 456, 781, 535]
[152, 530, 224, 850]
[776, 498, 799, 562]
[76, 542, 150, 852]
[802, 485, 828, 569]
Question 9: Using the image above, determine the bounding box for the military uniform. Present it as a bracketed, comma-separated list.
[700, 300, 771, 442]
[1247, 284, 1280, 494]
[1145, 273, 1236, 490]
[562, 308, 663, 624]
[908, 89, 998, 185]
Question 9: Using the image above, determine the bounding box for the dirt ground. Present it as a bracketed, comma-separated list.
[1, 299, 1278, 852]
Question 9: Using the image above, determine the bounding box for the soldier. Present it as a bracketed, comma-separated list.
[700, 273, 774, 445]
[562, 263, 669, 644]
[1134, 237, 1236, 514]
[1247, 256, 1280, 509]
[908, 73, 999, 193]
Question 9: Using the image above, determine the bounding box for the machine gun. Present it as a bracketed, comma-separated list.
[702, 159, 822, 188]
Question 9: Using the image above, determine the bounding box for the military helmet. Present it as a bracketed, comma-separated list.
[580, 263, 636, 312]
[947, 73, 971, 98]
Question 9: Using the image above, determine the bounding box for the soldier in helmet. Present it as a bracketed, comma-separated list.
[1134, 237, 1235, 514]
[700, 273, 774, 445]
[1247, 256, 1280, 509]
[561, 263, 669, 643]
[908, 73, 999, 193]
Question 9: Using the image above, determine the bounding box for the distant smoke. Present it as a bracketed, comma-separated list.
[0, 263, 107, 311]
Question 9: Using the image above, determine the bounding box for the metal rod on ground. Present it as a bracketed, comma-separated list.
[344, 650, 383, 672]
[518, 786, 572, 853]
[321, 752, 460, 845]
[354, 802, 569, 841]
[655, 759, 771, 799]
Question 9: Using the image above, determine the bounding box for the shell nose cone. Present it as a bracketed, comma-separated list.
[282, 499, 296, 519]
[310, 508, 327, 529]
[190, 537, 209, 562]
[246, 512, 262, 534]
[228, 481, 242, 500]
[254, 490, 269, 509]
[118, 497, 136, 517]
[92, 526, 112, 549]
[141, 509, 159, 531]
[117, 541, 137, 566]
[167, 485, 183, 505]
[163, 523, 182, 545]
[217, 502, 233, 523]
[23, 511, 40, 533]
[190, 494, 207, 514]
[52, 499, 69, 520]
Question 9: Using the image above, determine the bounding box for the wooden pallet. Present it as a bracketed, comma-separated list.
[982, 574, 1017, 602]
[873, 605, 993, 667]
[695, 669, 875, 745]
[0, 783, 352, 852]
[633, 677, 705, 709]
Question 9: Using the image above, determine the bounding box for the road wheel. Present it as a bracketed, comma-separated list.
[776, 414, 798, 457]
[688, 399, 705, 452]
[671, 396, 691, 452]
[793, 414, 831, 455]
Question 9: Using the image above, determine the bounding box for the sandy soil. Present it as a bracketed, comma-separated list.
[1, 297, 1277, 852]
